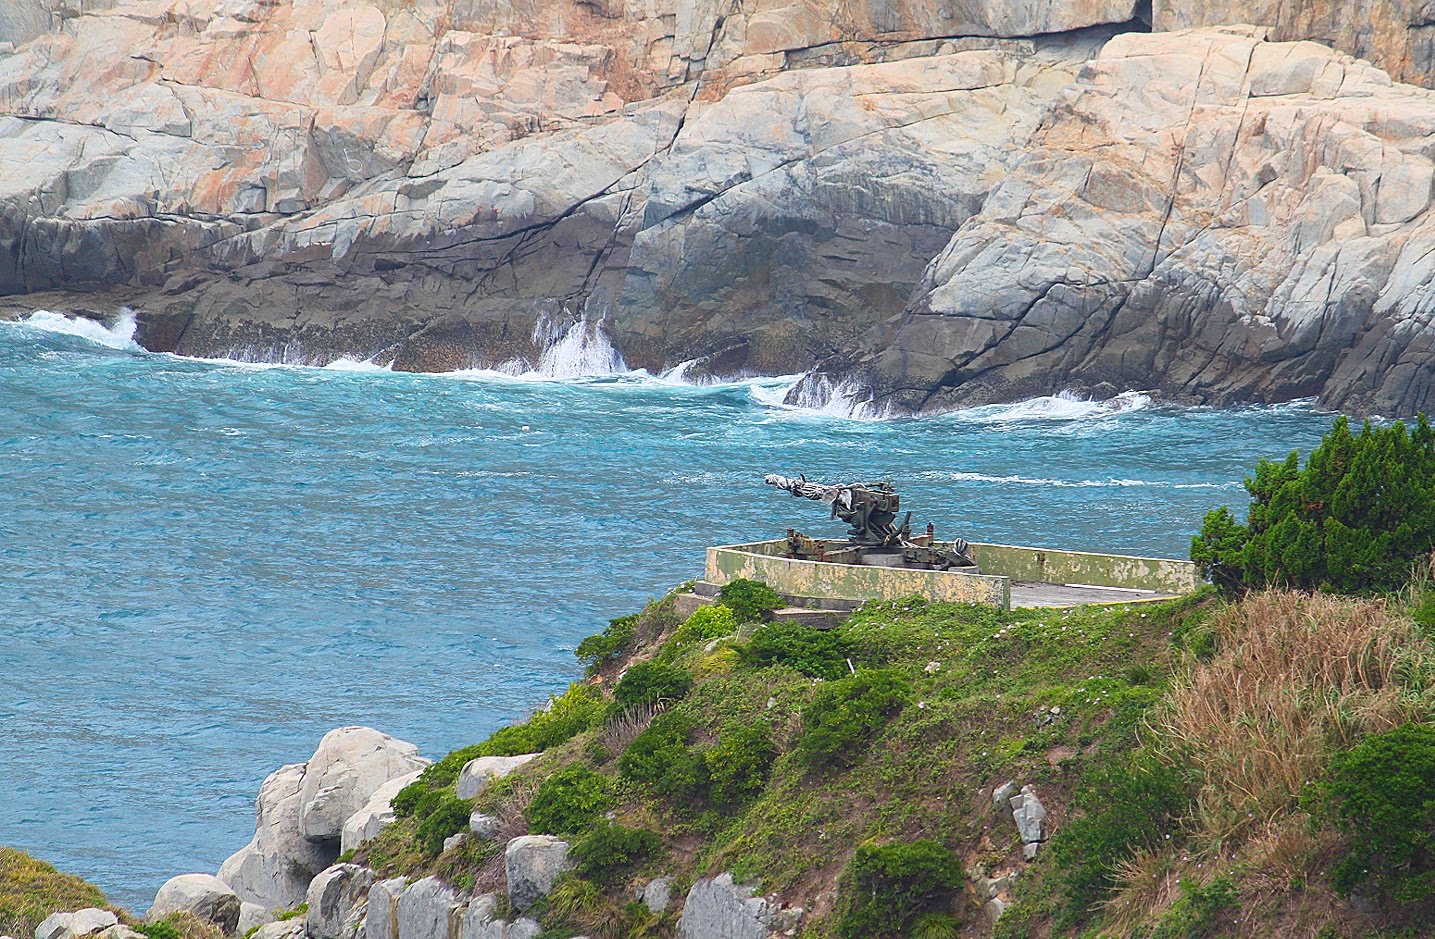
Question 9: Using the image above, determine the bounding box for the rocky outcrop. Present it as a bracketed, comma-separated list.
[1, 3, 1433, 413]
[395, 878, 464, 939]
[824, 27, 1435, 417]
[341, 770, 426, 855]
[147, 875, 241, 935]
[220, 729, 428, 911]
[306, 865, 376, 939]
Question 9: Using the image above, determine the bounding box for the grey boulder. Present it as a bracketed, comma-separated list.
[306, 864, 377, 939]
[147, 875, 241, 935]
[503, 836, 572, 910]
[219, 763, 337, 911]
[363, 878, 406, 939]
[395, 877, 464, 939]
[676, 874, 776, 939]
[300, 727, 430, 843]
[454, 755, 538, 800]
[340, 770, 425, 854]
[237, 903, 274, 938]
[34, 910, 117, 939]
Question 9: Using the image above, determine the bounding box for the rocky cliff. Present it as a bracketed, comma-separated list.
[0, 1, 1432, 414]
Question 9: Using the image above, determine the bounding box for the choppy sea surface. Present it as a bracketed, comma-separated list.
[1, 312, 1333, 909]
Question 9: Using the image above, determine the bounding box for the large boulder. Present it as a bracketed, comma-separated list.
[454, 755, 538, 800]
[306, 864, 377, 939]
[219, 763, 337, 911]
[503, 837, 572, 911]
[251, 924, 306, 939]
[395, 878, 464, 939]
[147, 875, 241, 935]
[340, 770, 425, 854]
[676, 874, 776, 939]
[34, 909, 116, 939]
[300, 727, 430, 843]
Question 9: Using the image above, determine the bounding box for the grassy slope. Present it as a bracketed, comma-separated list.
[0, 848, 109, 938]
[357, 585, 1435, 938]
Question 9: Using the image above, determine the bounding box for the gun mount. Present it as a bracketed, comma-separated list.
[763, 474, 978, 571]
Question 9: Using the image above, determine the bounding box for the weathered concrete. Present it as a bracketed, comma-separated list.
[968, 543, 1200, 594]
[706, 540, 1011, 608]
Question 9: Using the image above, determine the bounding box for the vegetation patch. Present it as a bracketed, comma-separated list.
[716, 578, 785, 623]
[797, 668, 911, 767]
[836, 839, 962, 939]
[525, 765, 615, 836]
[0, 848, 108, 939]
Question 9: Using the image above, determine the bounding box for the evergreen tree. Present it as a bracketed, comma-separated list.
[1191, 415, 1435, 594]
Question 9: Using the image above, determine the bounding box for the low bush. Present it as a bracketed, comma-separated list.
[576, 615, 638, 672]
[475, 683, 607, 757]
[797, 669, 910, 766]
[1191, 415, 1435, 594]
[618, 712, 705, 799]
[1319, 722, 1435, 903]
[705, 724, 777, 806]
[570, 822, 662, 884]
[679, 604, 739, 641]
[613, 661, 693, 710]
[741, 622, 854, 680]
[836, 839, 962, 939]
[717, 578, 785, 623]
[1044, 749, 1195, 924]
[1148, 877, 1238, 939]
[414, 791, 471, 855]
[525, 765, 616, 836]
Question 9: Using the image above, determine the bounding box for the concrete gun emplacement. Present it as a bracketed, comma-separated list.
[763, 473, 978, 571]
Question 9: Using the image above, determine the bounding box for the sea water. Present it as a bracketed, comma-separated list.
[0, 312, 1333, 909]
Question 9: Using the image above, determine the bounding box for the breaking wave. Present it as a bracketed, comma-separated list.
[916, 471, 1234, 490]
[10, 309, 141, 351]
[952, 390, 1153, 423]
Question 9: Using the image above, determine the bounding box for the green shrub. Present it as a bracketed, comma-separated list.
[1148, 877, 1238, 939]
[1191, 415, 1435, 594]
[909, 913, 962, 939]
[405, 744, 484, 793]
[717, 578, 785, 623]
[705, 723, 777, 806]
[570, 822, 661, 884]
[525, 765, 615, 836]
[134, 922, 182, 939]
[474, 683, 607, 757]
[797, 669, 910, 766]
[741, 622, 854, 679]
[681, 604, 739, 640]
[1044, 750, 1196, 924]
[1319, 722, 1435, 902]
[618, 712, 706, 799]
[415, 791, 472, 855]
[613, 661, 693, 710]
[836, 839, 962, 939]
[576, 614, 638, 671]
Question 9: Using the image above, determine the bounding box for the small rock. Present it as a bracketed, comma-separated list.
[237, 902, 274, 938]
[1023, 842, 1042, 860]
[468, 812, 500, 840]
[148, 875, 241, 935]
[442, 833, 467, 853]
[457, 895, 498, 939]
[984, 896, 1010, 921]
[504, 836, 572, 910]
[1010, 785, 1047, 844]
[306, 864, 376, 939]
[677, 874, 775, 939]
[455, 755, 539, 800]
[364, 878, 407, 939]
[991, 780, 1018, 809]
[396, 877, 463, 939]
[641, 877, 672, 914]
[35, 909, 117, 939]
[95, 927, 143, 939]
[252, 923, 306, 939]
[506, 923, 541, 939]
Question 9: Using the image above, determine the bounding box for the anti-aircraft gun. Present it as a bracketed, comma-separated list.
[763, 474, 979, 571]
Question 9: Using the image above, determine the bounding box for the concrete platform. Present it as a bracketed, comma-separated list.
[1009, 581, 1179, 608]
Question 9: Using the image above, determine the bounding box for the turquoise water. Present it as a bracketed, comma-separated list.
[0, 313, 1332, 910]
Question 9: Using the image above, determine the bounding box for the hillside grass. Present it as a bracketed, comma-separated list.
[0, 848, 108, 939]
[358, 584, 1435, 938]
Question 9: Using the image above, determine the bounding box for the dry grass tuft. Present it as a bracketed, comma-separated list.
[599, 699, 665, 756]
[1154, 590, 1435, 848]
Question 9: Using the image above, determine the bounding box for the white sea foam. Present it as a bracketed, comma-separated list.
[323, 357, 394, 373]
[531, 314, 627, 379]
[13, 309, 141, 351]
[953, 390, 1152, 423]
[917, 470, 1232, 490]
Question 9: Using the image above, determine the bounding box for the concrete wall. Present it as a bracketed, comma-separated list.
[967, 542, 1200, 594]
[706, 541, 1012, 608]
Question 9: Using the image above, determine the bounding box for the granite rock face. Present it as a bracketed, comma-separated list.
[827, 27, 1435, 417]
[147, 875, 242, 935]
[300, 728, 430, 844]
[676, 874, 776, 939]
[0, 2, 1433, 414]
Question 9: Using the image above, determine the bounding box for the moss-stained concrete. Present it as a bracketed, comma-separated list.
[707, 541, 1012, 607]
[968, 542, 1199, 594]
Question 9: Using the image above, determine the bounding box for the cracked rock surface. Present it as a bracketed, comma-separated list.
[0, 3, 1431, 412]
